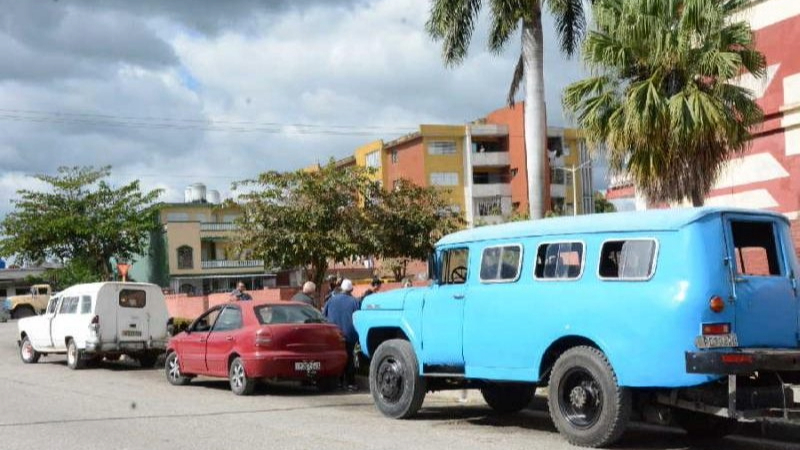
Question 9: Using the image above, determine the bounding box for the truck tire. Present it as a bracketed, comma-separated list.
[19, 336, 41, 364]
[66, 339, 85, 370]
[674, 409, 738, 440]
[481, 382, 536, 414]
[11, 305, 36, 319]
[165, 352, 191, 386]
[548, 346, 631, 448]
[369, 339, 426, 419]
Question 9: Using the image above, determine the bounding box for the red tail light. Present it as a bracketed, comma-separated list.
[255, 328, 273, 348]
[702, 323, 731, 335]
[721, 354, 753, 364]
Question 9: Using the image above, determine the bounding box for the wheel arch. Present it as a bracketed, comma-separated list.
[366, 327, 410, 357]
[227, 352, 241, 370]
[538, 335, 604, 384]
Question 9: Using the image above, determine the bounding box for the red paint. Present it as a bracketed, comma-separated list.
[384, 135, 427, 187]
[485, 105, 530, 213]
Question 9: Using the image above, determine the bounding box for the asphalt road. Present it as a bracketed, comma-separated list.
[1, 322, 799, 450]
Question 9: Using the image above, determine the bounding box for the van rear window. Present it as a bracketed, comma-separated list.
[731, 221, 781, 276]
[599, 239, 657, 280]
[119, 289, 146, 308]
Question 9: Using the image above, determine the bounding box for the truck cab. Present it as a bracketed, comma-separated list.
[2, 284, 52, 319]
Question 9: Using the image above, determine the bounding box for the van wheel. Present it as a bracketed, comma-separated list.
[11, 305, 35, 319]
[137, 353, 158, 368]
[481, 382, 536, 414]
[19, 336, 41, 364]
[165, 352, 191, 386]
[66, 339, 85, 370]
[229, 357, 256, 395]
[674, 409, 738, 439]
[548, 346, 631, 448]
[369, 339, 426, 419]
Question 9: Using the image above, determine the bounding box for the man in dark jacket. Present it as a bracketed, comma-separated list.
[291, 281, 317, 307]
[360, 277, 383, 302]
[322, 278, 360, 390]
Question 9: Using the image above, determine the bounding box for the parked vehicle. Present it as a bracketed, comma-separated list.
[17, 282, 170, 369]
[2, 284, 52, 319]
[165, 300, 347, 395]
[354, 207, 800, 447]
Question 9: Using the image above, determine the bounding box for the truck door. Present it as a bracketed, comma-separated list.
[421, 247, 468, 373]
[724, 214, 798, 348]
[32, 296, 60, 350]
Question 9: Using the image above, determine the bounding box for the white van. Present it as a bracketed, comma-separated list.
[17, 282, 170, 369]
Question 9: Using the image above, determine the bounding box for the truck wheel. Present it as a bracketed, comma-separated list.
[19, 336, 41, 364]
[11, 305, 36, 319]
[674, 409, 738, 439]
[66, 339, 85, 370]
[229, 357, 256, 395]
[165, 352, 191, 386]
[369, 339, 426, 419]
[548, 346, 631, 448]
[137, 353, 158, 368]
[481, 382, 536, 414]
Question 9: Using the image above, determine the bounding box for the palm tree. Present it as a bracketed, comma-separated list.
[427, 0, 590, 220]
[563, 0, 765, 206]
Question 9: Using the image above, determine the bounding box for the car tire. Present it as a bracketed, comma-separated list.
[317, 376, 339, 393]
[548, 346, 631, 448]
[165, 352, 191, 386]
[19, 336, 41, 364]
[674, 409, 738, 440]
[481, 382, 536, 414]
[229, 357, 256, 395]
[11, 305, 36, 320]
[369, 339, 426, 419]
[137, 353, 159, 368]
[66, 339, 85, 370]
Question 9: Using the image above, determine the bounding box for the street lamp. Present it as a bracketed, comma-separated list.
[552, 160, 592, 216]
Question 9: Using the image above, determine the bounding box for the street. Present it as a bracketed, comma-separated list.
[0, 323, 797, 450]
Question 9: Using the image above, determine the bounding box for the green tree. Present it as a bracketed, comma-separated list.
[0, 166, 163, 279]
[594, 191, 616, 213]
[564, 0, 765, 206]
[427, 0, 590, 219]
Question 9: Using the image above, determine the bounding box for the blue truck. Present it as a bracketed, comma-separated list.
[354, 207, 800, 447]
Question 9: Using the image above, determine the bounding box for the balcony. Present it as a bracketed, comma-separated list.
[200, 222, 238, 232]
[201, 260, 263, 270]
[471, 151, 510, 167]
[472, 183, 512, 197]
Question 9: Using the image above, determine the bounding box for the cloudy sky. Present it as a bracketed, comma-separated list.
[0, 0, 588, 213]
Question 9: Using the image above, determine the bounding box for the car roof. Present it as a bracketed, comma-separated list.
[437, 207, 788, 246]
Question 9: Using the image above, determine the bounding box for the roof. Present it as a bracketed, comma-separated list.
[438, 207, 788, 246]
[59, 282, 161, 294]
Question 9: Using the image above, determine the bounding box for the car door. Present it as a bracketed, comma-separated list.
[50, 296, 78, 351]
[179, 307, 221, 375]
[420, 246, 468, 373]
[205, 305, 244, 377]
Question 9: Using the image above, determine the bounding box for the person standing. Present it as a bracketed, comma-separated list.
[360, 277, 383, 302]
[291, 281, 317, 307]
[322, 278, 360, 391]
[230, 281, 252, 301]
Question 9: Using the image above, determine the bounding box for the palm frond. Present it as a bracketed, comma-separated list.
[547, 0, 587, 56]
[426, 0, 484, 65]
[507, 53, 524, 105]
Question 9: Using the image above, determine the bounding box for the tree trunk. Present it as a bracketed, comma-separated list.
[522, 10, 548, 220]
[690, 189, 705, 207]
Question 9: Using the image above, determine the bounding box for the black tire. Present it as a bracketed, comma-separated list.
[547, 346, 631, 448]
[674, 409, 738, 440]
[11, 305, 36, 319]
[369, 339, 426, 419]
[66, 339, 85, 370]
[165, 352, 191, 386]
[19, 336, 41, 364]
[229, 357, 256, 395]
[137, 353, 159, 368]
[317, 376, 339, 393]
[481, 382, 536, 414]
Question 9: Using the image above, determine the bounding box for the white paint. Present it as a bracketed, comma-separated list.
[713, 152, 789, 190]
[784, 73, 800, 105]
[734, 64, 779, 99]
[706, 189, 779, 209]
[786, 128, 800, 156]
[740, 0, 800, 30]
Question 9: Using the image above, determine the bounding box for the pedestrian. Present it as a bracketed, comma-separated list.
[230, 281, 252, 301]
[402, 278, 413, 288]
[322, 274, 341, 306]
[322, 278, 360, 391]
[360, 277, 383, 302]
[291, 281, 317, 307]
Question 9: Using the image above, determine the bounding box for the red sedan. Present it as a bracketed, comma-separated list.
[165, 300, 347, 395]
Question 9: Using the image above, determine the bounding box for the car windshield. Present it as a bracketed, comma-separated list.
[255, 305, 325, 325]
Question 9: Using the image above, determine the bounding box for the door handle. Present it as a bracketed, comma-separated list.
[734, 277, 749, 284]
[453, 294, 465, 300]
[226, 336, 234, 342]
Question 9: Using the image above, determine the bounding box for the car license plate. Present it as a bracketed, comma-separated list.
[295, 361, 321, 372]
[695, 333, 738, 349]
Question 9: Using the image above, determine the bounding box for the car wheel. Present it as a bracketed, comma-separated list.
[66, 339, 85, 370]
[11, 305, 36, 319]
[548, 346, 631, 448]
[165, 352, 191, 386]
[137, 353, 158, 368]
[369, 339, 426, 419]
[481, 382, 536, 414]
[229, 357, 256, 395]
[19, 336, 41, 364]
[674, 409, 738, 440]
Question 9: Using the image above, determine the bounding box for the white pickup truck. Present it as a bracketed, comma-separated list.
[17, 282, 170, 369]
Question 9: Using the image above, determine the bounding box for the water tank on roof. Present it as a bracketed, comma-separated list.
[206, 190, 221, 204]
[184, 187, 193, 203]
[188, 183, 207, 203]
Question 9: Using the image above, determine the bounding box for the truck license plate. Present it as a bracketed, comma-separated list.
[695, 333, 738, 349]
[295, 361, 321, 372]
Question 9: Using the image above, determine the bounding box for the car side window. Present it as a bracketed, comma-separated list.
[599, 239, 658, 280]
[480, 245, 522, 282]
[440, 248, 469, 285]
[535, 242, 584, 280]
[47, 297, 60, 314]
[191, 308, 221, 333]
[212, 306, 243, 332]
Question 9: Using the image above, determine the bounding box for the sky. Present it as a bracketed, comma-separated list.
[0, 0, 591, 214]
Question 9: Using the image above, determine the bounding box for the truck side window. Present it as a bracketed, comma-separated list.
[535, 242, 584, 280]
[47, 298, 59, 314]
[731, 221, 781, 276]
[59, 297, 78, 314]
[80, 295, 92, 314]
[480, 245, 522, 282]
[599, 239, 657, 280]
[441, 248, 469, 285]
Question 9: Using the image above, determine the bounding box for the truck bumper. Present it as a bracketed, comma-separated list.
[85, 339, 168, 353]
[686, 348, 800, 375]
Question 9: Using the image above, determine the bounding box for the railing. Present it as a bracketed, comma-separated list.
[201, 260, 263, 269]
[471, 151, 510, 167]
[200, 222, 238, 232]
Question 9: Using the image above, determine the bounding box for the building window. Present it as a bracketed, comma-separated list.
[428, 141, 457, 155]
[430, 172, 459, 186]
[391, 149, 398, 164]
[365, 150, 381, 168]
[475, 196, 503, 217]
[166, 212, 190, 222]
[480, 245, 522, 282]
[599, 239, 658, 280]
[547, 136, 564, 157]
[177, 245, 194, 270]
[550, 168, 566, 185]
